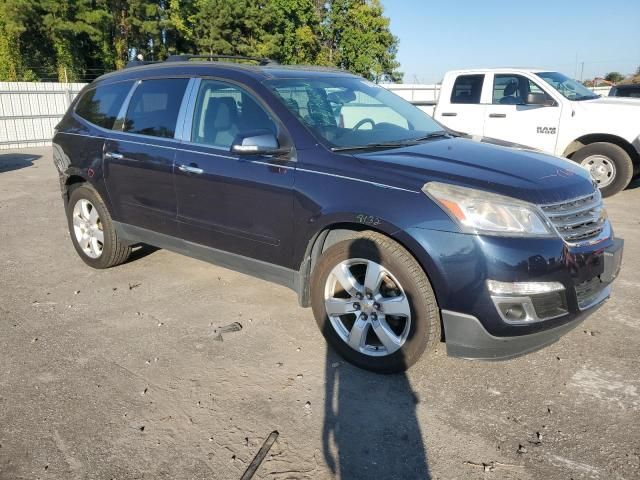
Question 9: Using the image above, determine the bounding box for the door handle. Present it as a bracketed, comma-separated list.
[178, 164, 204, 175]
[441, 112, 457, 117]
[104, 151, 123, 160]
[489, 113, 507, 118]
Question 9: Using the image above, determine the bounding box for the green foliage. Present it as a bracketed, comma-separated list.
[604, 71, 625, 84]
[259, 0, 321, 64]
[322, 0, 402, 82]
[0, 0, 402, 82]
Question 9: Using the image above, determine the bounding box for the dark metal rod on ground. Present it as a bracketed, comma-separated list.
[240, 430, 279, 480]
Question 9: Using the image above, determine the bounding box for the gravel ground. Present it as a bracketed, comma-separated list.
[0, 148, 638, 480]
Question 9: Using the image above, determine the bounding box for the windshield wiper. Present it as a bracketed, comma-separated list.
[331, 131, 451, 152]
[573, 94, 599, 101]
[331, 140, 419, 152]
[410, 130, 450, 141]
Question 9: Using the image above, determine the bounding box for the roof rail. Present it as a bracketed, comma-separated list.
[166, 54, 277, 66]
[124, 60, 163, 69]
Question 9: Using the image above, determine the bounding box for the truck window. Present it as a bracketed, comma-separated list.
[492, 75, 546, 105]
[450, 75, 484, 104]
[123, 79, 189, 138]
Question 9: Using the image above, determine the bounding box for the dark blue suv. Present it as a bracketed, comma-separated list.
[53, 56, 623, 373]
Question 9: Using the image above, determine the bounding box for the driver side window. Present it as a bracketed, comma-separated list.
[493, 75, 547, 105]
[191, 80, 277, 149]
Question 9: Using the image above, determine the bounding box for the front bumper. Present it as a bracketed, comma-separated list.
[396, 226, 623, 360]
[442, 300, 604, 360]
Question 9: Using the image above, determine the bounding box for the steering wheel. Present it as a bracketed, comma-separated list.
[352, 118, 376, 131]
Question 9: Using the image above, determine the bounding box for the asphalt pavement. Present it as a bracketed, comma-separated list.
[1, 148, 638, 479]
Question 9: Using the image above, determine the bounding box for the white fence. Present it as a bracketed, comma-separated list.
[0, 82, 86, 150]
[381, 84, 440, 104]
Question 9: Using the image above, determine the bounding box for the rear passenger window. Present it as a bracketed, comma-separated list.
[124, 79, 188, 138]
[450, 75, 484, 104]
[75, 81, 133, 129]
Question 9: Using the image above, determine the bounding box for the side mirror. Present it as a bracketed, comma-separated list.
[230, 131, 284, 155]
[525, 93, 554, 106]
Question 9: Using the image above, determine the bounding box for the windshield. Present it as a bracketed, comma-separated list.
[536, 71, 599, 101]
[264, 77, 443, 150]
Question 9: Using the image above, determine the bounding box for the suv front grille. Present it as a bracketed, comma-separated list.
[540, 191, 606, 244]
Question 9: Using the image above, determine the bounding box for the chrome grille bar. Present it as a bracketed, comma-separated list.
[540, 191, 606, 244]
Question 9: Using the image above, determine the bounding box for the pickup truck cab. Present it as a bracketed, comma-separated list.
[429, 69, 640, 197]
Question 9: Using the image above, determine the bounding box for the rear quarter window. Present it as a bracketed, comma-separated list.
[123, 79, 189, 138]
[75, 81, 133, 129]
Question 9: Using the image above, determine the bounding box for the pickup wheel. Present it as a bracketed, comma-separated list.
[310, 231, 440, 373]
[66, 184, 131, 269]
[572, 142, 633, 197]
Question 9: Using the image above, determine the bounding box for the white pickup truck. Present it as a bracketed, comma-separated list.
[397, 69, 640, 197]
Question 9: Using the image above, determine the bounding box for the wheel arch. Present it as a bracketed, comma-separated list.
[64, 174, 88, 202]
[562, 133, 640, 167]
[296, 222, 447, 341]
[296, 222, 442, 307]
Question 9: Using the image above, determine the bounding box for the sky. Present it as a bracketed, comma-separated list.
[380, 0, 640, 84]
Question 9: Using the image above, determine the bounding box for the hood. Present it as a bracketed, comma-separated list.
[355, 136, 595, 205]
[586, 96, 640, 106]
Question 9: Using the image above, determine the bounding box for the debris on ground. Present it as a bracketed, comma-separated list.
[465, 460, 524, 472]
[211, 322, 243, 341]
[240, 430, 279, 480]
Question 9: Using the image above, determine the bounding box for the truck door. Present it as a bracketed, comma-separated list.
[483, 74, 561, 154]
[433, 74, 486, 136]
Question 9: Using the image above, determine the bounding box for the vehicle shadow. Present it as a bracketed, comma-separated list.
[322, 237, 431, 479]
[625, 176, 640, 191]
[126, 244, 160, 263]
[0, 153, 41, 173]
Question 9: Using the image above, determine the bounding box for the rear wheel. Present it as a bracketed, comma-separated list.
[310, 231, 440, 373]
[572, 142, 633, 197]
[66, 184, 131, 268]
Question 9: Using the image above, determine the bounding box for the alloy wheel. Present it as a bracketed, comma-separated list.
[324, 258, 411, 357]
[72, 199, 104, 259]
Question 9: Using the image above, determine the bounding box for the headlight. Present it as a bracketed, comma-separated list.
[422, 182, 553, 237]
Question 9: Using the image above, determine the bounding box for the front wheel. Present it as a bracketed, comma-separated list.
[572, 142, 633, 197]
[310, 231, 440, 373]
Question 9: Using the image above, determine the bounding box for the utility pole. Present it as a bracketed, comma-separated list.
[580, 62, 585, 82]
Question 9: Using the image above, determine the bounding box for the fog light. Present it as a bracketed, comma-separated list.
[487, 280, 568, 324]
[502, 304, 527, 321]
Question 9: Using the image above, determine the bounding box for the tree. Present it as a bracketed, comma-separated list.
[258, 0, 321, 64]
[604, 71, 625, 84]
[321, 0, 402, 82]
[0, 0, 402, 82]
[0, 0, 39, 81]
[190, 0, 263, 57]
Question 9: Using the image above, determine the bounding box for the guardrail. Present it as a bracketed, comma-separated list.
[0, 82, 86, 150]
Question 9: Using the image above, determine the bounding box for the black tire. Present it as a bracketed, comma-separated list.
[310, 231, 440, 374]
[571, 142, 634, 198]
[66, 184, 131, 269]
